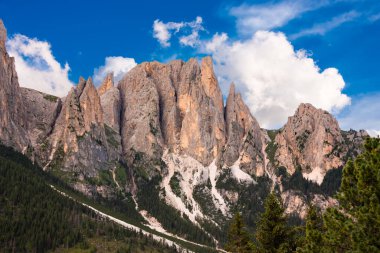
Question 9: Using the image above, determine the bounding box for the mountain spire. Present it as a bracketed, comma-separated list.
[0, 19, 7, 50]
[98, 72, 114, 96]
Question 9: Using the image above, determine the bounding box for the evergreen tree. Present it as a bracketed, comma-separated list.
[323, 137, 380, 252]
[255, 193, 293, 253]
[225, 212, 253, 253]
[297, 205, 323, 253]
[255, 193, 299, 253]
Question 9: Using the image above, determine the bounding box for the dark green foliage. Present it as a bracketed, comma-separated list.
[255, 193, 298, 253]
[296, 130, 311, 151]
[236, 177, 272, 231]
[275, 166, 288, 177]
[193, 184, 225, 226]
[149, 120, 158, 135]
[266, 130, 279, 164]
[322, 137, 380, 252]
[282, 169, 323, 196]
[320, 168, 342, 196]
[225, 213, 253, 253]
[115, 163, 128, 188]
[216, 168, 240, 191]
[0, 144, 178, 253]
[98, 169, 116, 186]
[169, 172, 182, 197]
[296, 206, 323, 253]
[43, 94, 59, 102]
[281, 167, 342, 198]
[216, 174, 271, 233]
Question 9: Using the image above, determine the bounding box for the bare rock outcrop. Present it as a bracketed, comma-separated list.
[99, 73, 121, 132]
[119, 64, 164, 162]
[223, 84, 266, 176]
[46, 78, 119, 177]
[275, 103, 346, 183]
[98, 72, 114, 96]
[281, 190, 338, 219]
[79, 77, 103, 131]
[0, 20, 30, 152]
[178, 57, 226, 165]
[21, 88, 62, 149]
[118, 57, 226, 166]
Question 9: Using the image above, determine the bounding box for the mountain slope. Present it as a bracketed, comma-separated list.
[0, 144, 182, 253]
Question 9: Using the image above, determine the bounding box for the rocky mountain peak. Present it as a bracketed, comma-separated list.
[76, 77, 86, 97]
[0, 19, 6, 50]
[98, 72, 114, 96]
[275, 103, 345, 183]
[201, 56, 223, 112]
[100, 73, 121, 132]
[224, 82, 266, 176]
[79, 77, 104, 132]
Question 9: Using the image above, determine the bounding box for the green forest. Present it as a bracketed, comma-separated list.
[0, 144, 181, 253]
[225, 137, 380, 253]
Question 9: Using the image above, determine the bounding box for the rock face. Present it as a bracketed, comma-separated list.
[0, 20, 30, 152]
[99, 73, 121, 132]
[223, 84, 266, 176]
[98, 72, 114, 96]
[118, 57, 226, 166]
[21, 88, 62, 151]
[46, 78, 119, 177]
[275, 103, 346, 183]
[119, 63, 164, 162]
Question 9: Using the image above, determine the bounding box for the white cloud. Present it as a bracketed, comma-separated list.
[291, 11, 359, 39]
[153, 20, 184, 47]
[93, 56, 137, 85]
[338, 93, 380, 137]
[179, 16, 204, 47]
[6, 34, 73, 97]
[229, 0, 327, 35]
[153, 17, 204, 48]
[203, 31, 351, 129]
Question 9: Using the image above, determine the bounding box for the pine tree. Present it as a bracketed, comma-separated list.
[323, 137, 380, 252]
[297, 205, 323, 253]
[255, 193, 292, 253]
[225, 212, 253, 253]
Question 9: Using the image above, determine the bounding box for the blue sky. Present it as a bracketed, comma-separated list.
[1, 0, 379, 134]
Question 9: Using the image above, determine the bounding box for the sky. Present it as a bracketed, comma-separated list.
[0, 0, 379, 135]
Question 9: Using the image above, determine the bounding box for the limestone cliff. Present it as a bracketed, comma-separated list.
[0, 20, 30, 152]
[118, 57, 226, 166]
[98, 72, 114, 96]
[99, 73, 121, 132]
[223, 83, 266, 176]
[46, 78, 119, 178]
[21, 88, 62, 162]
[274, 103, 360, 184]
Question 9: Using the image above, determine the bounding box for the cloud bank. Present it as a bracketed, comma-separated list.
[203, 31, 351, 129]
[6, 34, 73, 97]
[93, 56, 137, 85]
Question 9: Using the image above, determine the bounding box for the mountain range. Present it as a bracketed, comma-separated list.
[0, 20, 369, 248]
